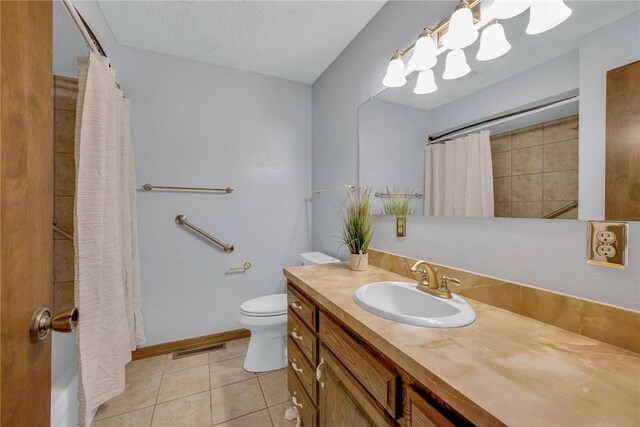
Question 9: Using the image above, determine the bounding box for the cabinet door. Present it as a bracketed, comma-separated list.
[406, 387, 455, 427]
[318, 345, 395, 427]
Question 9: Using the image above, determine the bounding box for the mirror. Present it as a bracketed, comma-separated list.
[358, 1, 640, 220]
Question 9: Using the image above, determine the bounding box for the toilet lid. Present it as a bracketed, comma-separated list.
[240, 294, 287, 317]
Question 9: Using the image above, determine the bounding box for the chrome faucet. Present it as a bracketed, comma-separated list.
[409, 260, 462, 299]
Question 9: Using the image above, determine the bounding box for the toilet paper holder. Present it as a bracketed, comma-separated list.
[229, 262, 251, 271]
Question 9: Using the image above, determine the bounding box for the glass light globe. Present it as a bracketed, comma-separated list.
[414, 69, 438, 94]
[444, 4, 479, 49]
[526, 0, 572, 35]
[476, 21, 511, 61]
[490, 0, 530, 19]
[382, 52, 407, 87]
[442, 49, 471, 80]
[408, 31, 438, 71]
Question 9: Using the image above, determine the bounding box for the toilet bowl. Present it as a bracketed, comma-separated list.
[239, 294, 288, 372]
[239, 252, 337, 373]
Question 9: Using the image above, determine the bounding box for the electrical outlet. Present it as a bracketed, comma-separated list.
[595, 244, 616, 258]
[587, 221, 628, 268]
[596, 231, 617, 244]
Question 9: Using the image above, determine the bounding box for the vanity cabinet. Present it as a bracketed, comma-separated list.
[319, 344, 395, 426]
[405, 387, 455, 427]
[287, 281, 469, 427]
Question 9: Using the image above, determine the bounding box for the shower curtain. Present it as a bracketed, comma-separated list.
[424, 131, 494, 217]
[74, 52, 146, 426]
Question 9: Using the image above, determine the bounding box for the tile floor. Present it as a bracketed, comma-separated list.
[92, 338, 296, 427]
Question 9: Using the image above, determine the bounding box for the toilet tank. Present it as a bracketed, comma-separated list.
[300, 252, 339, 265]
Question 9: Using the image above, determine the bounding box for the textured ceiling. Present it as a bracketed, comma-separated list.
[97, 0, 385, 84]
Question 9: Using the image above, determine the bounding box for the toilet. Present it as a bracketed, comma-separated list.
[239, 251, 337, 372]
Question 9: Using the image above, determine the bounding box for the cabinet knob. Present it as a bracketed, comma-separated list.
[292, 395, 303, 409]
[291, 330, 303, 341]
[291, 361, 303, 374]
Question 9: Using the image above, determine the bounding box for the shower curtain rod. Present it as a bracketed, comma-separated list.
[427, 95, 579, 145]
[61, 0, 105, 57]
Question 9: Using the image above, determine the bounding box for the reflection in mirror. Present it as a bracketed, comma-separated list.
[358, 1, 640, 220]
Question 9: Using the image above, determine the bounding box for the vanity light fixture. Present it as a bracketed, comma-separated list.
[490, 0, 530, 20]
[526, 0, 572, 35]
[476, 20, 511, 61]
[414, 69, 438, 94]
[443, 49, 471, 80]
[408, 29, 438, 71]
[443, 1, 479, 50]
[381, 0, 572, 93]
[382, 50, 407, 88]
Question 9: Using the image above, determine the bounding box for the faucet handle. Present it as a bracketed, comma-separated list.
[441, 275, 461, 285]
[410, 267, 428, 284]
[440, 275, 462, 292]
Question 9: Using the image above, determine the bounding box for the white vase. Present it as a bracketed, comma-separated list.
[349, 253, 368, 271]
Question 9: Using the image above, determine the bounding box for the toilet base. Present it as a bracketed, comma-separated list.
[239, 312, 287, 373]
[243, 331, 287, 372]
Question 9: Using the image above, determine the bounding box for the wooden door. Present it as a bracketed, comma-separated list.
[605, 60, 640, 220]
[318, 346, 395, 427]
[1, 1, 54, 425]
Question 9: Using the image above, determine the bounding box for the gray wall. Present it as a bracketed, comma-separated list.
[359, 99, 431, 215]
[77, 4, 312, 348]
[312, 2, 640, 310]
[115, 46, 312, 346]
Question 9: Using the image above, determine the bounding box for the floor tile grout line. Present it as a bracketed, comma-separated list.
[92, 404, 156, 424]
[163, 354, 210, 375]
[156, 386, 212, 406]
[109, 346, 262, 426]
[153, 366, 253, 408]
[100, 349, 205, 423]
[210, 408, 270, 427]
[210, 353, 248, 365]
[267, 405, 277, 427]
[156, 360, 212, 404]
[256, 375, 270, 417]
[208, 350, 249, 365]
[94, 397, 290, 427]
[210, 374, 257, 391]
[148, 353, 168, 426]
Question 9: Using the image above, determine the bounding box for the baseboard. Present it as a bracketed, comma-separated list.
[131, 328, 251, 360]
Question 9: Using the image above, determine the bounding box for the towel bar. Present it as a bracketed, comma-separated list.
[175, 215, 234, 253]
[143, 184, 233, 193]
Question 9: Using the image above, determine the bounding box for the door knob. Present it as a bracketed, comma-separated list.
[29, 307, 78, 343]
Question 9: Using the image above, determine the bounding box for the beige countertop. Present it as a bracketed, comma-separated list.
[284, 262, 640, 427]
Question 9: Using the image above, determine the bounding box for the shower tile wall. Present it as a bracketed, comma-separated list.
[491, 115, 579, 219]
[53, 75, 77, 313]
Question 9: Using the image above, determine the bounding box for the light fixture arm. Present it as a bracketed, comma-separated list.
[394, 0, 483, 59]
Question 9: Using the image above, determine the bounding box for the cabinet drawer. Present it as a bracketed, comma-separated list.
[288, 365, 318, 427]
[319, 312, 400, 419]
[406, 387, 455, 427]
[288, 285, 317, 331]
[288, 308, 317, 365]
[288, 336, 317, 402]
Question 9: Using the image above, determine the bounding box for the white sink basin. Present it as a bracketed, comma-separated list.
[353, 281, 476, 328]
